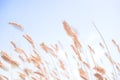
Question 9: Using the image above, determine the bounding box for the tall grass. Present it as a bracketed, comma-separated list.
[0, 21, 120, 80]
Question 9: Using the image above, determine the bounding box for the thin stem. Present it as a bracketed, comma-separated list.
[92, 22, 117, 80]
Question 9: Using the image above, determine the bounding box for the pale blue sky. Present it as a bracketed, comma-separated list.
[1, 0, 120, 42]
[0, 0, 120, 57]
[0, 0, 120, 79]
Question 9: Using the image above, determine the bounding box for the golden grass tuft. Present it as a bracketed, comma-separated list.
[0, 21, 120, 80]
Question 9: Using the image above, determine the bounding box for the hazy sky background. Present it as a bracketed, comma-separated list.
[0, 0, 120, 59]
[0, 0, 120, 41]
[0, 0, 120, 79]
